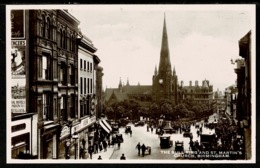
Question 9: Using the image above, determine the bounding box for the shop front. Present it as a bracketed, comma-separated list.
[11, 113, 33, 159]
[39, 123, 61, 159]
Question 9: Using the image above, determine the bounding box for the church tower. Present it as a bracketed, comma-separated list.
[152, 14, 178, 104]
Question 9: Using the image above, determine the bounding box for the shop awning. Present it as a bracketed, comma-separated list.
[99, 119, 112, 133]
[101, 119, 112, 131]
[100, 120, 110, 133]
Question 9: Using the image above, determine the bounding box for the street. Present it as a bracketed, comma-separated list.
[110, 113, 219, 160]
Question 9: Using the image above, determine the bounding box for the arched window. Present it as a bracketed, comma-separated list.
[46, 17, 51, 39]
[60, 29, 63, 48]
[63, 30, 66, 49]
[67, 34, 71, 51]
[40, 15, 45, 37]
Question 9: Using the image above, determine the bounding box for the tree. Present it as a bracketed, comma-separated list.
[160, 102, 173, 120]
[150, 103, 159, 119]
[104, 106, 114, 119]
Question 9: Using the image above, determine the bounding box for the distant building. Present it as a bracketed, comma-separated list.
[180, 80, 214, 106]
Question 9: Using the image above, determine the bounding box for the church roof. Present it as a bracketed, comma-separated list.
[105, 85, 152, 102]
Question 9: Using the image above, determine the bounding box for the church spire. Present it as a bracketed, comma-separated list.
[173, 66, 176, 75]
[126, 77, 130, 86]
[158, 13, 172, 75]
[154, 65, 158, 75]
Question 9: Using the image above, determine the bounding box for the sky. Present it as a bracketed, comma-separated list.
[69, 5, 255, 92]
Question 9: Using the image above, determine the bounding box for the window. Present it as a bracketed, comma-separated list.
[87, 62, 89, 71]
[60, 96, 67, 121]
[40, 15, 45, 37]
[70, 95, 75, 118]
[43, 92, 52, 121]
[46, 17, 51, 39]
[80, 59, 82, 69]
[70, 64, 75, 85]
[80, 77, 83, 94]
[63, 30, 66, 49]
[42, 54, 50, 80]
[67, 36, 71, 51]
[84, 78, 86, 94]
[90, 78, 92, 93]
[87, 78, 90, 93]
[60, 62, 67, 85]
[80, 102, 84, 118]
[71, 35, 75, 52]
[90, 63, 92, 72]
[84, 60, 86, 70]
[60, 29, 63, 48]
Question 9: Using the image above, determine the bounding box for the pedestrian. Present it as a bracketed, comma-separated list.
[103, 140, 107, 152]
[118, 141, 121, 150]
[136, 142, 141, 156]
[147, 125, 149, 132]
[98, 155, 102, 160]
[99, 141, 103, 152]
[88, 145, 94, 159]
[141, 144, 146, 157]
[95, 141, 99, 153]
[130, 130, 132, 137]
[120, 153, 126, 160]
[108, 138, 111, 148]
[151, 126, 153, 133]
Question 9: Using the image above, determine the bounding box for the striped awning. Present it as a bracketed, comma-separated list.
[99, 119, 112, 133]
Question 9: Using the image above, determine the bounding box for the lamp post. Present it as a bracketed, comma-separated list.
[72, 132, 79, 160]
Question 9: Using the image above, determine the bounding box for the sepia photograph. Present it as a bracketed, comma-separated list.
[6, 4, 256, 164]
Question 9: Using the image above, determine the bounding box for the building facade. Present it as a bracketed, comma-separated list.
[180, 80, 214, 106]
[10, 9, 103, 160]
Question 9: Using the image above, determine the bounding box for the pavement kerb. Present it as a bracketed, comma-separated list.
[109, 146, 116, 159]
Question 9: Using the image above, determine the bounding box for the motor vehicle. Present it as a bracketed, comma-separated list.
[125, 126, 132, 133]
[200, 133, 215, 150]
[134, 121, 145, 127]
[111, 122, 119, 133]
[116, 133, 124, 143]
[183, 131, 192, 138]
[175, 141, 184, 152]
[160, 135, 173, 149]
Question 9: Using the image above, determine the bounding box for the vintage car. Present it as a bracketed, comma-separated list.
[160, 135, 173, 149]
[183, 131, 192, 138]
[111, 122, 119, 133]
[134, 121, 145, 127]
[200, 133, 215, 150]
[112, 133, 124, 143]
[125, 126, 132, 133]
[175, 141, 184, 152]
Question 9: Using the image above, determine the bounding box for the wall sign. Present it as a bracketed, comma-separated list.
[11, 10, 25, 39]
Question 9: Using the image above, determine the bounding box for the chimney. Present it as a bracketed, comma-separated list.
[195, 80, 198, 87]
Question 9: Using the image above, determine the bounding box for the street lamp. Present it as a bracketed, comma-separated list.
[72, 132, 79, 160]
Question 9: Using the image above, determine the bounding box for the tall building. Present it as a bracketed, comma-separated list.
[152, 15, 178, 105]
[9, 9, 103, 160]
